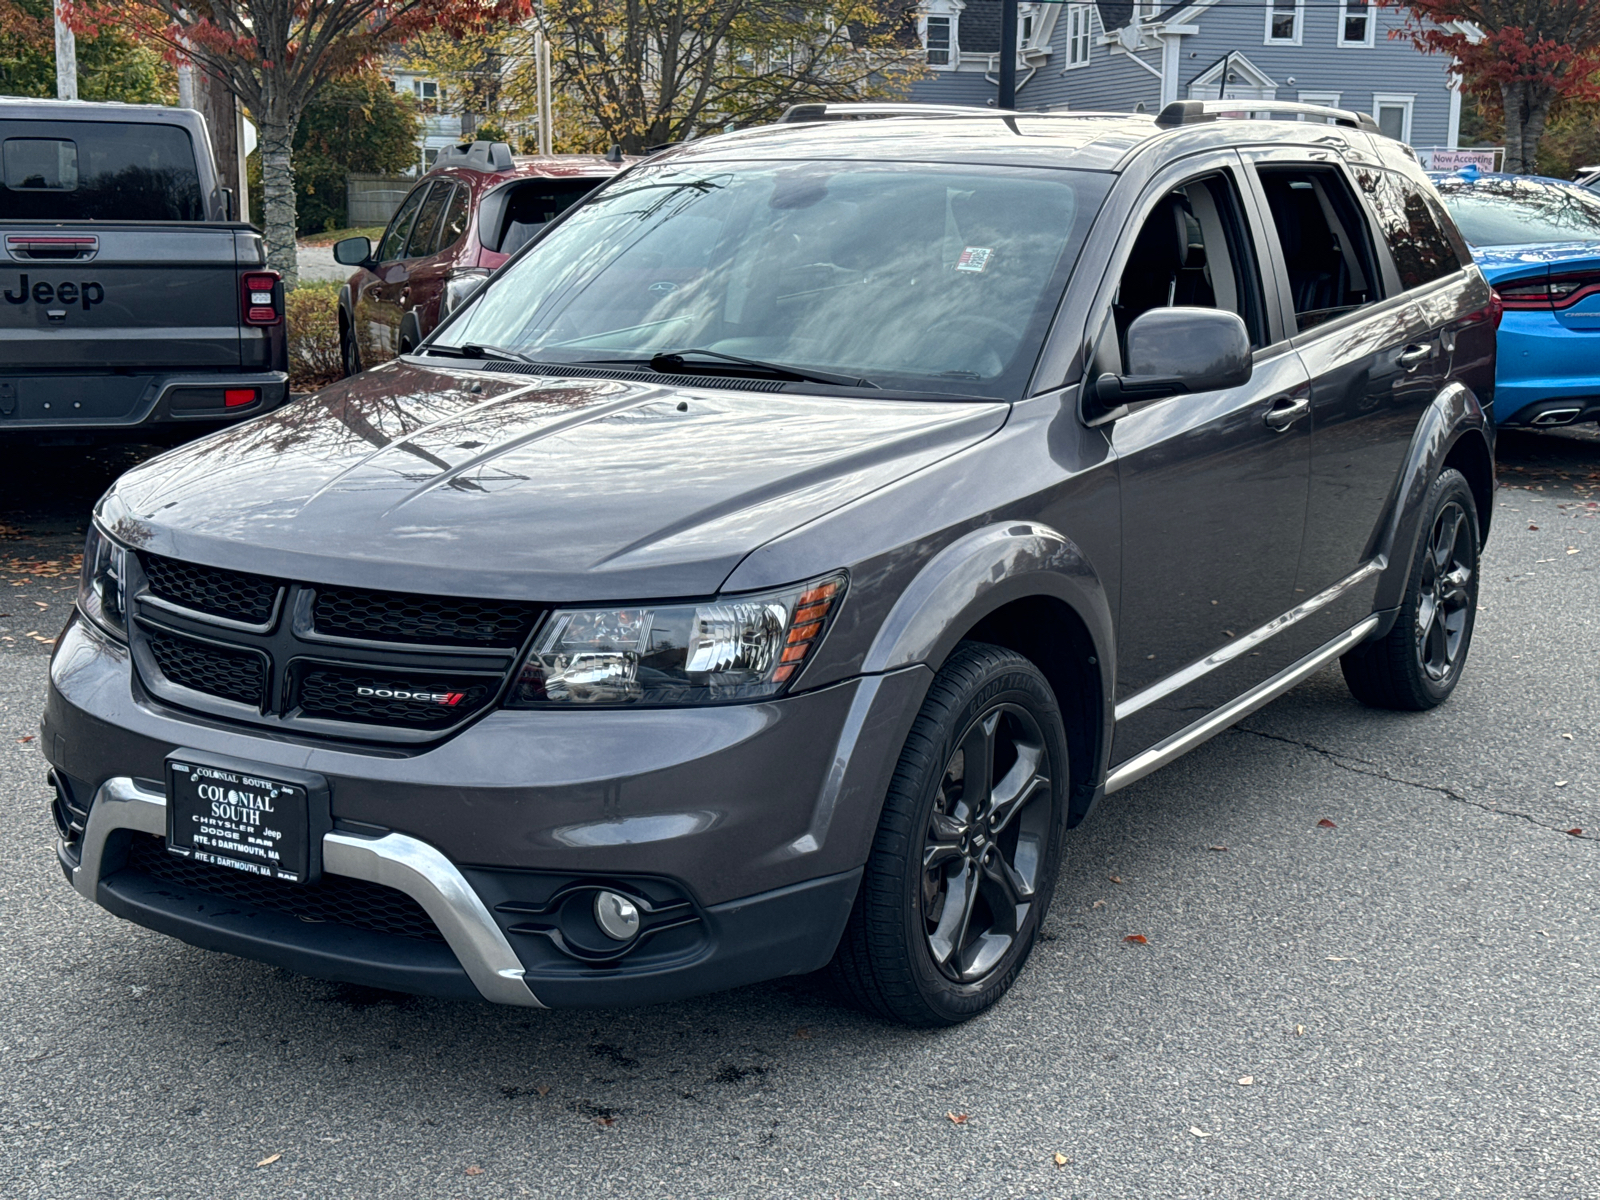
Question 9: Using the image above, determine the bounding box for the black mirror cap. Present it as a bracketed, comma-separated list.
[1126, 307, 1252, 394]
[333, 235, 374, 267]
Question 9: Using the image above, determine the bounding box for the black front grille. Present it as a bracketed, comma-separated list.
[313, 586, 539, 647]
[147, 629, 265, 708]
[143, 553, 280, 624]
[126, 833, 445, 943]
[296, 667, 495, 729]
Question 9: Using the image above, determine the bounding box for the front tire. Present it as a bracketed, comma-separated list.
[830, 642, 1069, 1027]
[1341, 467, 1480, 710]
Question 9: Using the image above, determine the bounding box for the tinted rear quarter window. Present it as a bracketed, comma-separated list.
[1357, 168, 1463, 288]
[0, 121, 204, 221]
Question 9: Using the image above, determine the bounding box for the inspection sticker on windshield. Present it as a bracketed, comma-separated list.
[956, 247, 994, 273]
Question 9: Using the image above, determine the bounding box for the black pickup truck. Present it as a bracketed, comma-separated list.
[0, 98, 287, 441]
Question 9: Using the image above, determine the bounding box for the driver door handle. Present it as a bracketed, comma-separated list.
[1398, 342, 1435, 369]
[1263, 394, 1310, 432]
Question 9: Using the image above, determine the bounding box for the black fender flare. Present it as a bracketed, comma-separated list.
[1369, 381, 1493, 625]
[398, 310, 424, 354]
[858, 520, 1117, 816]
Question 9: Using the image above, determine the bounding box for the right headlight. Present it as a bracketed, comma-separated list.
[506, 574, 846, 707]
[77, 523, 128, 640]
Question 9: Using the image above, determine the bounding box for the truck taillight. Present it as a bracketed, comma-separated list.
[241, 271, 281, 326]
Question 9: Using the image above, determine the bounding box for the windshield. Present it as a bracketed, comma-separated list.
[1436, 176, 1600, 247]
[437, 158, 1108, 396]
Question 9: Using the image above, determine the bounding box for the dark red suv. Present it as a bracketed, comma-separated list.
[335, 141, 627, 375]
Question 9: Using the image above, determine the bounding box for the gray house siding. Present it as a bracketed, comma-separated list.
[910, 70, 1000, 106]
[1174, 2, 1453, 149]
[1024, 8, 1164, 113]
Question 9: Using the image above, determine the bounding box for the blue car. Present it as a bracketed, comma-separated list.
[1432, 167, 1600, 427]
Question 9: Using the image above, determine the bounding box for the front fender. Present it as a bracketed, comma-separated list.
[1371, 381, 1493, 619]
[860, 521, 1117, 815]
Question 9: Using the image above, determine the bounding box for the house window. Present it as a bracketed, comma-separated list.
[1338, 0, 1374, 46]
[1022, 12, 1034, 43]
[925, 15, 952, 66]
[1373, 93, 1415, 143]
[1066, 5, 1091, 67]
[1297, 90, 1342, 121]
[1266, 0, 1302, 44]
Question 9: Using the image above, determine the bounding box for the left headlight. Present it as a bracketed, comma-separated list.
[439, 269, 490, 320]
[77, 523, 128, 640]
[507, 574, 846, 707]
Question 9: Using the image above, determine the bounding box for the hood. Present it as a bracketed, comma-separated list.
[102, 361, 1007, 602]
[1471, 240, 1600, 282]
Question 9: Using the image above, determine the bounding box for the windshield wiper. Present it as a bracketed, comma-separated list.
[575, 348, 875, 389]
[423, 343, 535, 363]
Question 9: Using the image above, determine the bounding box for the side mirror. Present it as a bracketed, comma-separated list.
[1090, 308, 1252, 420]
[333, 235, 374, 267]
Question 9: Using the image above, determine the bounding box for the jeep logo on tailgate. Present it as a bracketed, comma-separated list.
[4, 275, 104, 310]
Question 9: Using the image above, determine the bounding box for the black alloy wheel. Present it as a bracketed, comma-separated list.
[1415, 499, 1474, 684]
[831, 642, 1069, 1027]
[1342, 467, 1480, 711]
[922, 703, 1053, 984]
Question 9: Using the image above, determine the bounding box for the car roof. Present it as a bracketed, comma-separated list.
[427, 155, 628, 188]
[651, 109, 1391, 174]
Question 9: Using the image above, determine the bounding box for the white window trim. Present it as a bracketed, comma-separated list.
[1296, 90, 1342, 120]
[1264, 0, 1304, 46]
[1064, 4, 1092, 70]
[922, 11, 958, 70]
[1373, 92, 1415, 143]
[1337, 0, 1376, 47]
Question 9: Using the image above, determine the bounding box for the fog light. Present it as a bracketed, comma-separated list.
[593, 890, 641, 941]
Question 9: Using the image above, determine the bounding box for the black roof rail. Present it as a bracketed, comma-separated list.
[1153, 99, 1382, 135]
[776, 102, 1015, 124]
[433, 140, 516, 173]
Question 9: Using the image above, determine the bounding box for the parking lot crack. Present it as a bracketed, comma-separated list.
[1235, 727, 1591, 841]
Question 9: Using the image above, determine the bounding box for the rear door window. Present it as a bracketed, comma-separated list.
[1257, 165, 1384, 331]
[436, 184, 470, 252]
[0, 121, 203, 220]
[1357, 168, 1463, 288]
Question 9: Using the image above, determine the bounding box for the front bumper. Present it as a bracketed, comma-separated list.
[45, 618, 928, 1007]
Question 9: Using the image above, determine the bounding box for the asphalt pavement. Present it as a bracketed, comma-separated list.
[1, 428, 1597, 1199]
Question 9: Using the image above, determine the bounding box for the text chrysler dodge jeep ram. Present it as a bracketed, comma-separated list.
[46, 102, 1496, 1026]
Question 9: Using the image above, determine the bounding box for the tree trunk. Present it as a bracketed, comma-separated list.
[1520, 85, 1556, 176]
[1501, 81, 1527, 173]
[258, 110, 300, 288]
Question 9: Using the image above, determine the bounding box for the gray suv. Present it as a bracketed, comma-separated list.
[46, 102, 1496, 1026]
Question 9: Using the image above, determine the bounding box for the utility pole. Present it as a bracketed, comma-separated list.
[998, 0, 1017, 110]
[53, 0, 77, 101]
[536, 31, 553, 155]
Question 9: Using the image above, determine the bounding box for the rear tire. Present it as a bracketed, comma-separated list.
[1341, 467, 1480, 711]
[830, 642, 1069, 1027]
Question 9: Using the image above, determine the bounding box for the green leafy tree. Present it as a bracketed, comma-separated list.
[292, 71, 419, 234]
[0, 0, 175, 102]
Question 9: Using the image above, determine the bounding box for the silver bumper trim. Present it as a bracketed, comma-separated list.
[67, 777, 543, 1008]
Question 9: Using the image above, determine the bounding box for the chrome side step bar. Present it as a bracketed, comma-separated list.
[1105, 616, 1379, 795]
[68, 778, 543, 1007]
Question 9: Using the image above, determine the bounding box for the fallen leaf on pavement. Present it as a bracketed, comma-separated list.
[593, 1116, 615, 1127]
[1556, 781, 1569, 788]
[1237, 1076, 1254, 1086]
[1317, 818, 1337, 829]
[1123, 934, 1148, 945]
[1562, 733, 1575, 740]
[1209, 844, 1228, 852]
[1325, 955, 1350, 961]
[1053, 1152, 1069, 1167]
[1295, 1025, 1306, 1036]
[256, 1154, 281, 1167]
[793, 1027, 812, 1039]
[16, 735, 31, 743]
[946, 1111, 969, 1125]
[465, 1166, 484, 1176]
[1190, 1126, 1211, 1138]
[1092, 899, 1106, 909]
[536, 1084, 550, 1097]
[1109, 874, 1123, 884]
[1568, 548, 1581, 555]
[1567, 828, 1583, 837]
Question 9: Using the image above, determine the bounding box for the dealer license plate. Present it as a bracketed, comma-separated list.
[166, 758, 310, 883]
